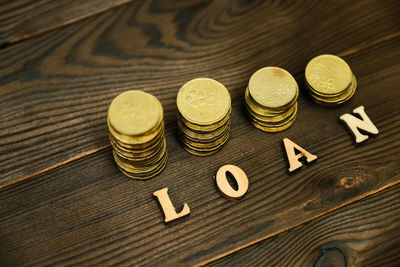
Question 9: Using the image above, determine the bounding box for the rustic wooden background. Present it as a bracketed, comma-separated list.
[0, 0, 399, 266]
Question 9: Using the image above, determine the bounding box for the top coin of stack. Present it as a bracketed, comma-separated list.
[245, 67, 299, 132]
[305, 54, 357, 106]
[107, 90, 167, 179]
[176, 78, 231, 156]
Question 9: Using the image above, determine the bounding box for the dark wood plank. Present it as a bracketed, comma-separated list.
[0, 33, 399, 266]
[1, 0, 400, 186]
[213, 183, 400, 267]
[0, 0, 133, 47]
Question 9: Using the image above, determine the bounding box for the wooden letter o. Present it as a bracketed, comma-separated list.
[216, 165, 249, 201]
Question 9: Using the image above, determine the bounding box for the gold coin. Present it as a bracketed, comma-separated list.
[116, 141, 166, 167]
[108, 117, 163, 146]
[109, 122, 164, 150]
[308, 75, 357, 105]
[246, 101, 297, 123]
[248, 67, 298, 110]
[177, 108, 231, 132]
[305, 76, 352, 98]
[113, 148, 167, 174]
[177, 118, 230, 141]
[109, 136, 163, 159]
[182, 134, 229, 151]
[178, 128, 230, 149]
[114, 151, 168, 179]
[178, 124, 229, 144]
[246, 84, 298, 114]
[177, 78, 231, 126]
[247, 102, 297, 127]
[108, 90, 163, 137]
[249, 103, 297, 127]
[179, 127, 230, 149]
[112, 136, 165, 162]
[182, 145, 224, 156]
[338, 76, 357, 103]
[245, 86, 298, 115]
[249, 111, 297, 132]
[305, 54, 352, 96]
[245, 88, 297, 122]
[180, 134, 228, 156]
[305, 78, 340, 98]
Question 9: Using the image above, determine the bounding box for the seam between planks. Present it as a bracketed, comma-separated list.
[0, 0, 137, 51]
[0, 30, 399, 191]
[0, 145, 110, 190]
[199, 178, 400, 266]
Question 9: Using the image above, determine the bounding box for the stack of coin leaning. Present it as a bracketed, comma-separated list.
[176, 78, 231, 156]
[305, 54, 357, 106]
[245, 67, 299, 132]
[107, 90, 167, 179]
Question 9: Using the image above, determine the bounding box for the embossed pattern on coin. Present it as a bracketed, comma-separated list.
[248, 67, 298, 109]
[177, 78, 231, 125]
[305, 54, 352, 95]
[108, 91, 162, 136]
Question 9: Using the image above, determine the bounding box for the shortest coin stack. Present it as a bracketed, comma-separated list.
[245, 67, 299, 132]
[107, 90, 167, 179]
[305, 54, 357, 106]
[177, 78, 231, 156]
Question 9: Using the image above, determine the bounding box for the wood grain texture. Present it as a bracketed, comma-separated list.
[1, 0, 400, 186]
[0, 32, 399, 266]
[0, 0, 133, 47]
[213, 183, 400, 267]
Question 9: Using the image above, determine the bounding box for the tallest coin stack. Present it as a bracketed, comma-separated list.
[107, 90, 167, 179]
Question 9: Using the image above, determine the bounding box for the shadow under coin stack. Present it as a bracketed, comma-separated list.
[245, 67, 299, 132]
[177, 78, 231, 156]
[305, 54, 357, 106]
[107, 90, 167, 179]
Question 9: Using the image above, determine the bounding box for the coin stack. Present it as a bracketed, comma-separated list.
[107, 90, 167, 179]
[245, 67, 299, 132]
[305, 54, 357, 106]
[176, 78, 231, 156]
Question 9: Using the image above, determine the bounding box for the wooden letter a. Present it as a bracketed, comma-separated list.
[340, 106, 379, 143]
[283, 138, 318, 172]
[153, 188, 190, 223]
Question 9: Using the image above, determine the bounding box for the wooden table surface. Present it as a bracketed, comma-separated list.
[0, 0, 399, 266]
